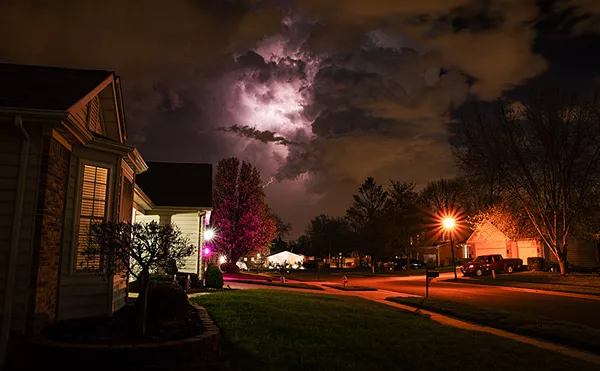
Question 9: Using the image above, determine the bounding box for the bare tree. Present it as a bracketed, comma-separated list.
[85, 221, 193, 333]
[454, 95, 600, 274]
[419, 177, 469, 216]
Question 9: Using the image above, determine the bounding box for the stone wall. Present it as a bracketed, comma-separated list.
[29, 136, 70, 332]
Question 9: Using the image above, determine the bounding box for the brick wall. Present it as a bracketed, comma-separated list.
[29, 136, 70, 332]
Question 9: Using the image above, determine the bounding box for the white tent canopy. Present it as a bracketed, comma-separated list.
[267, 251, 304, 266]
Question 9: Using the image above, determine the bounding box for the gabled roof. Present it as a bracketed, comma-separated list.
[135, 162, 212, 209]
[0, 63, 112, 111]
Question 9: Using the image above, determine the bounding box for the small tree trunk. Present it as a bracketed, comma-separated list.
[141, 281, 149, 334]
[558, 259, 567, 276]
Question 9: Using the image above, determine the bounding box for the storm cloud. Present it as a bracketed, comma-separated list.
[1, 0, 589, 236]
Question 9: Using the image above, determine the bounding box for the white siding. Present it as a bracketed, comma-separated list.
[0, 122, 43, 331]
[134, 212, 159, 224]
[57, 147, 120, 320]
[171, 213, 200, 274]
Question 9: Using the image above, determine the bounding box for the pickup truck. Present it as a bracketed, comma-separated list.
[460, 254, 523, 277]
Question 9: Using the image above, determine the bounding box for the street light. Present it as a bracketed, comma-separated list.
[442, 217, 458, 280]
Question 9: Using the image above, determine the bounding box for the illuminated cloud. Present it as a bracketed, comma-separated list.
[1, 0, 573, 236]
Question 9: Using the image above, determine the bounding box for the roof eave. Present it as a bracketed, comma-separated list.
[0, 107, 68, 119]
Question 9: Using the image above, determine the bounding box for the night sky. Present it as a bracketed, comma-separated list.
[2, 0, 600, 237]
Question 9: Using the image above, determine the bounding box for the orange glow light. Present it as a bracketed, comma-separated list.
[443, 218, 456, 230]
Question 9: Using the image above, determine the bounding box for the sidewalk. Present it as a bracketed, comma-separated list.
[221, 280, 600, 366]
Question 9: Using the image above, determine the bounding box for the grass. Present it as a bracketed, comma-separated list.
[451, 272, 600, 295]
[322, 284, 377, 291]
[387, 296, 600, 355]
[191, 290, 596, 371]
[227, 279, 324, 290]
[264, 266, 456, 282]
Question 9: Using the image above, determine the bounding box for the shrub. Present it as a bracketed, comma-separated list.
[220, 262, 240, 273]
[150, 272, 174, 282]
[527, 257, 545, 271]
[189, 274, 202, 288]
[139, 281, 189, 321]
[205, 264, 224, 289]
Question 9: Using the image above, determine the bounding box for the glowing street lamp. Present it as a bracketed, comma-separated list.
[442, 217, 458, 280]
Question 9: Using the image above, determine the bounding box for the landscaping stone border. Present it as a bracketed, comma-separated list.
[22, 303, 220, 371]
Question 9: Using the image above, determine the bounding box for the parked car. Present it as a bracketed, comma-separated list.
[393, 258, 427, 270]
[460, 254, 523, 277]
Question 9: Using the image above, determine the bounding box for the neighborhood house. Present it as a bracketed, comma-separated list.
[0, 63, 212, 360]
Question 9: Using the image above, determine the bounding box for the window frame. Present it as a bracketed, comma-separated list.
[71, 159, 114, 274]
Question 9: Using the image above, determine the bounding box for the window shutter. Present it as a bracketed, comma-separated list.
[76, 165, 109, 271]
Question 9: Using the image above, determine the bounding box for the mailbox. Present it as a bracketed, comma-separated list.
[426, 271, 439, 278]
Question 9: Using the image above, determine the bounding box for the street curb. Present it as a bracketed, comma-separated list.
[377, 299, 600, 366]
[441, 280, 600, 301]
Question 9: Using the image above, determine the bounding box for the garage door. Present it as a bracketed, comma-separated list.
[474, 242, 506, 258]
[517, 240, 539, 263]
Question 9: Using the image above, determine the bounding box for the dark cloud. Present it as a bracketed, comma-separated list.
[3, 0, 595, 237]
[218, 125, 298, 145]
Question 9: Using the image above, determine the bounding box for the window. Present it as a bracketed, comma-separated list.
[76, 165, 109, 271]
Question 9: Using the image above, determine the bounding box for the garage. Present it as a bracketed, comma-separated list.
[517, 240, 539, 263]
[473, 241, 507, 258]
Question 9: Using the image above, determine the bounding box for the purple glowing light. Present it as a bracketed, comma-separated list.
[203, 247, 211, 256]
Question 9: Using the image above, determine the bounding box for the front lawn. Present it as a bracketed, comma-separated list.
[191, 290, 595, 371]
[452, 272, 600, 295]
[228, 279, 324, 290]
[387, 296, 600, 355]
[264, 266, 455, 282]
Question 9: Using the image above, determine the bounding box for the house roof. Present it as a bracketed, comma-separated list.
[135, 162, 212, 209]
[0, 63, 113, 111]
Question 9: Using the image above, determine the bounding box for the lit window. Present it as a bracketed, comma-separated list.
[76, 165, 109, 271]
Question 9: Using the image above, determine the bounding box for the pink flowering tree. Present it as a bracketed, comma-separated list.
[211, 157, 277, 264]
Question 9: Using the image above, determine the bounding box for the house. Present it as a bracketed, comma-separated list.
[466, 219, 600, 268]
[133, 161, 212, 277]
[0, 63, 213, 363]
[466, 219, 542, 263]
[0, 63, 147, 359]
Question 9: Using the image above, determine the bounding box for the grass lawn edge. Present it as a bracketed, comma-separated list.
[386, 296, 600, 355]
[322, 284, 377, 291]
[447, 278, 600, 296]
[225, 279, 324, 290]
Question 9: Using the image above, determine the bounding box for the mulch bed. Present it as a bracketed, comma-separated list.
[43, 303, 204, 345]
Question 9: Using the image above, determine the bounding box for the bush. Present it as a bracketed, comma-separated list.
[205, 264, 224, 289]
[527, 257, 545, 271]
[220, 262, 240, 273]
[150, 272, 174, 282]
[189, 274, 202, 288]
[139, 281, 189, 321]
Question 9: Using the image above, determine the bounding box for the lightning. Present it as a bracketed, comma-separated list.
[262, 176, 275, 188]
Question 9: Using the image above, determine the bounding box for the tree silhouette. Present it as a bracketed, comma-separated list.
[346, 177, 388, 268]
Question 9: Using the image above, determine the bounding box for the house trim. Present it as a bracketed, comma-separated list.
[51, 129, 72, 151]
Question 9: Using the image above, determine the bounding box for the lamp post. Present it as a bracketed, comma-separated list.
[443, 218, 458, 280]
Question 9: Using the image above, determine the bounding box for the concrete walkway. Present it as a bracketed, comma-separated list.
[220, 280, 600, 366]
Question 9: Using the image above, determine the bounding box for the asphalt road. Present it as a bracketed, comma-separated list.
[344, 275, 600, 329]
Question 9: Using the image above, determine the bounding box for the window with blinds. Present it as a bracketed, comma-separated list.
[76, 165, 109, 271]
